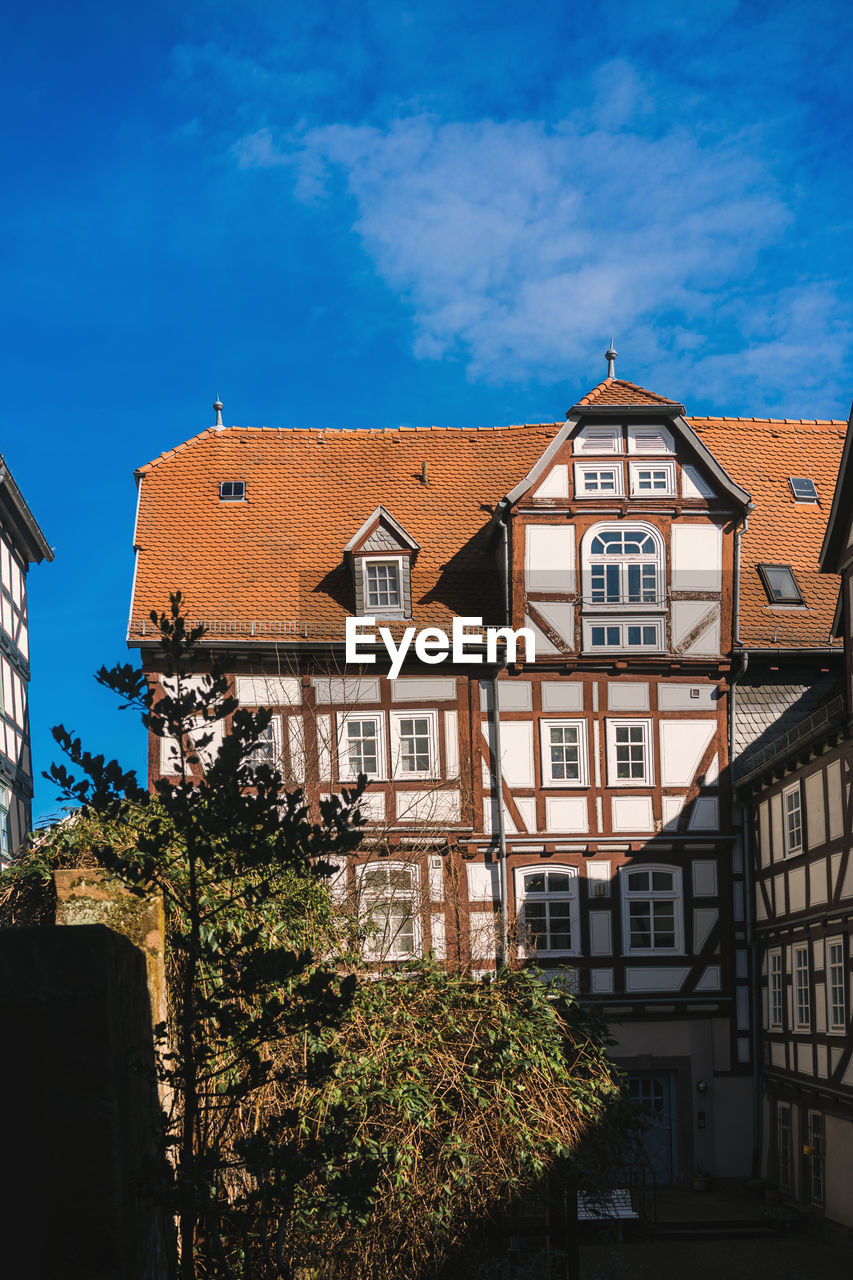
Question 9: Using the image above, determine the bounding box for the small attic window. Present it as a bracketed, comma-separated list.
[789, 477, 818, 503]
[219, 481, 246, 502]
[758, 563, 804, 606]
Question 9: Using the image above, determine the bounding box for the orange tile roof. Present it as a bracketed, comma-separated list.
[130, 409, 846, 651]
[575, 378, 679, 407]
[690, 417, 845, 648]
[131, 423, 560, 641]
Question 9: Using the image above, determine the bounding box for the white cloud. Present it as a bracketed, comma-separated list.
[236, 100, 849, 408]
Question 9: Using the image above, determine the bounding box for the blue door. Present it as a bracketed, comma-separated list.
[628, 1073, 677, 1182]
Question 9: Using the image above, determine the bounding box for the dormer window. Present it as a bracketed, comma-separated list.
[366, 561, 401, 610]
[219, 481, 245, 501]
[344, 505, 419, 619]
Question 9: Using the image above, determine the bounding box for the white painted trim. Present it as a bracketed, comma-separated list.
[344, 504, 419, 552]
[539, 718, 589, 787]
[619, 863, 684, 955]
[336, 711, 387, 781]
[515, 863, 581, 958]
[361, 554, 407, 619]
[357, 860, 422, 960]
[628, 459, 676, 497]
[389, 708, 440, 780]
[573, 461, 624, 498]
[605, 718, 655, 786]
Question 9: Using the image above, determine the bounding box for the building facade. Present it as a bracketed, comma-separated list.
[127, 369, 847, 1188]
[0, 453, 52, 855]
[733, 402, 853, 1225]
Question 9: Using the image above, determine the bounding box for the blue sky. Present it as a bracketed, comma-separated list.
[3, 0, 852, 821]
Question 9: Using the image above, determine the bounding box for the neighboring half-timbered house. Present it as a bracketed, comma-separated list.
[733, 401, 853, 1226]
[127, 364, 847, 1187]
[0, 452, 52, 856]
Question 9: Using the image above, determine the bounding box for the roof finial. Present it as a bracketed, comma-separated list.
[605, 338, 618, 381]
[213, 396, 224, 429]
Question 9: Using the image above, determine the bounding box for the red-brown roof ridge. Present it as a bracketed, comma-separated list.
[575, 377, 678, 407]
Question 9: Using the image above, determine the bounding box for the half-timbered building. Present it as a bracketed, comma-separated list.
[0, 451, 52, 856]
[734, 401, 853, 1225]
[127, 365, 847, 1187]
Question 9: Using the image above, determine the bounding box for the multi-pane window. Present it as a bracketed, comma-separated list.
[827, 939, 846, 1031]
[359, 862, 420, 959]
[621, 866, 682, 953]
[398, 717, 430, 771]
[390, 710, 438, 778]
[518, 867, 579, 955]
[794, 945, 811, 1029]
[338, 715, 384, 780]
[574, 463, 623, 496]
[769, 950, 783, 1029]
[629, 462, 676, 496]
[807, 1113, 824, 1206]
[246, 718, 280, 770]
[540, 720, 588, 786]
[587, 527, 661, 605]
[587, 621, 662, 651]
[607, 720, 653, 785]
[365, 561, 401, 610]
[219, 480, 245, 501]
[783, 784, 803, 856]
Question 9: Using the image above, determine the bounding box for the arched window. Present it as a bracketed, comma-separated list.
[584, 524, 664, 607]
[357, 861, 421, 960]
[516, 865, 580, 956]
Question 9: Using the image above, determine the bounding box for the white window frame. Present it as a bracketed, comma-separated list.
[539, 719, 589, 787]
[628, 460, 676, 497]
[582, 618, 665, 654]
[581, 522, 666, 612]
[573, 425, 623, 455]
[336, 712, 387, 781]
[515, 864, 581, 958]
[794, 944, 811, 1030]
[605, 719, 654, 786]
[627, 423, 675, 455]
[768, 948, 783, 1030]
[357, 860, 422, 960]
[389, 709, 440, 780]
[783, 782, 803, 856]
[619, 864, 684, 955]
[573, 462, 624, 498]
[827, 937, 847, 1033]
[361, 555, 406, 618]
[246, 714, 284, 771]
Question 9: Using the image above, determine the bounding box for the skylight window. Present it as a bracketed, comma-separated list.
[758, 563, 804, 606]
[789, 477, 818, 503]
[219, 481, 246, 502]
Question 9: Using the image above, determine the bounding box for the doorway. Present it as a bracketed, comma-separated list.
[628, 1072, 677, 1183]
